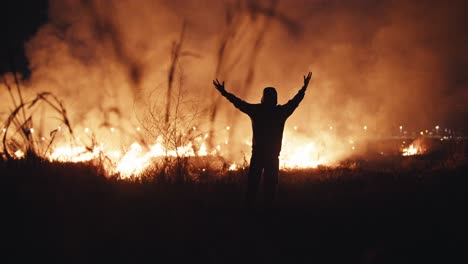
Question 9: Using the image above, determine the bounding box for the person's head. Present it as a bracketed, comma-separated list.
[261, 87, 277, 106]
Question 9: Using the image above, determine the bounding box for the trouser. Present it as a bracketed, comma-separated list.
[245, 154, 279, 208]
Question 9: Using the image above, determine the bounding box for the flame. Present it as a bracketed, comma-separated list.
[115, 143, 151, 177]
[402, 144, 419, 156]
[6, 125, 343, 178]
[228, 163, 237, 171]
[402, 138, 426, 156]
[14, 150, 25, 159]
[280, 142, 325, 169]
[49, 146, 103, 162]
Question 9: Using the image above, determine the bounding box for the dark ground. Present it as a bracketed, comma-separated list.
[2, 149, 468, 264]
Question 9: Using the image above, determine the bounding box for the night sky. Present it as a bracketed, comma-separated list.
[0, 0, 48, 76]
[1, 0, 467, 133]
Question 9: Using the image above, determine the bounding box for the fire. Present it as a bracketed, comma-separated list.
[49, 146, 103, 162]
[115, 143, 151, 177]
[14, 150, 25, 159]
[280, 142, 324, 169]
[402, 144, 419, 156]
[228, 163, 237, 171]
[402, 138, 427, 156]
[2, 110, 348, 178]
[37, 126, 334, 177]
[47, 139, 210, 178]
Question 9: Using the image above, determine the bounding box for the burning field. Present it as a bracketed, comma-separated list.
[2, 0, 468, 179]
[2, 0, 468, 263]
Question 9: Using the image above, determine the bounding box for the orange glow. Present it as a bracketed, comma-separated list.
[402, 144, 419, 156]
[280, 142, 324, 169]
[14, 150, 25, 159]
[8, 125, 344, 178]
[402, 138, 426, 156]
[228, 163, 237, 171]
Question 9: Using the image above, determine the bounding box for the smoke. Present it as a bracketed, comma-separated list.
[3, 0, 468, 162]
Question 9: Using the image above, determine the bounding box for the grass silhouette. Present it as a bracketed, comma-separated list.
[3, 149, 467, 264]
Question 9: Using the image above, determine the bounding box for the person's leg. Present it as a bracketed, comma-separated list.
[263, 156, 279, 208]
[246, 154, 263, 209]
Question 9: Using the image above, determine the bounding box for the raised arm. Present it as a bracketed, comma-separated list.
[282, 72, 312, 117]
[213, 79, 253, 115]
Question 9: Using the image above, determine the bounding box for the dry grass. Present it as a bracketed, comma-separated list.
[1, 73, 74, 160]
[2, 152, 467, 263]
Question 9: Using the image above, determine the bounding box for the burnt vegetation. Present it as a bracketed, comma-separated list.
[3, 143, 468, 263]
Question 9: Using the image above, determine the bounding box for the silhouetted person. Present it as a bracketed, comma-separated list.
[213, 72, 312, 208]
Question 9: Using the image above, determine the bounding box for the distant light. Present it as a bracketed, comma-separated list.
[399, 125, 403, 130]
[420, 131, 424, 135]
[435, 125, 439, 130]
[110, 127, 115, 133]
[363, 125, 367, 130]
[136, 127, 141, 132]
[351, 146, 355, 150]
[30, 128, 35, 134]
[84, 127, 89, 133]
[293, 126, 298, 131]
[226, 126, 230, 131]
[329, 126, 333, 130]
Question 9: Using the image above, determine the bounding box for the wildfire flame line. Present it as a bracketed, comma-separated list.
[40, 130, 327, 178]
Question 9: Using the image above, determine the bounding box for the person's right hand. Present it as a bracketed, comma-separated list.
[213, 79, 225, 92]
[303, 72, 312, 89]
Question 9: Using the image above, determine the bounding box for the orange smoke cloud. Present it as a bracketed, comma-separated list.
[2, 0, 467, 167]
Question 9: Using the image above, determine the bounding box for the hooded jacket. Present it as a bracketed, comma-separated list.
[219, 87, 306, 157]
